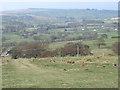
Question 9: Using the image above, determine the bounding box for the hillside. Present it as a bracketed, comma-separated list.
[2, 8, 118, 20]
[2, 49, 118, 88]
[1, 8, 118, 88]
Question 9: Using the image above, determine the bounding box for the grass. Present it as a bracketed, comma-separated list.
[2, 32, 35, 43]
[2, 26, 118, 47]
[2, 26, 118, 88]
[49, 37, 118, 50]
[2, 49, 118, 88]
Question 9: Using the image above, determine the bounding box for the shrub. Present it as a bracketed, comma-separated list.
[11, 41, 48, 59]
[60, 42, 92, 56]
[38, 42, 92, 58]
[38, 50, 58, 58]
[11, 46, 23, 59]
[101, 34, 108, 39]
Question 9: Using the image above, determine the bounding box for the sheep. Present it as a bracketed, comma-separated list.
[85, 68, 89, 70]
[86, 59, 92, 62]
[50, 59, 55, 62]
[63, 60, 75, 64]
[103, 65, 106, 68]
[96, 53, 105, 59]
[6, 60, 9, 63]
[80, 61, 85, 66]
[66, 60, 75, 64]
[32, 59, 36, 62]
[63, 69, 67, 71]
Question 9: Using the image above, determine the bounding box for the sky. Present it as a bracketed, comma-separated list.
[0, 0, 119, 11]
[1, 0, 119, 2]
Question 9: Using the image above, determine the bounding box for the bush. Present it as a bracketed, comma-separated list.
[11, 41, 48, 59]
[11, 42, 92, 58]
[38, 42, 93, 58]
[11, 46, 23, 59]
[112, 42, 120, 55]
[59, 42, 92, 57]
[38, 50, 58, 58]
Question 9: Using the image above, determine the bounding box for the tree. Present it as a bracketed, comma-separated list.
[38, 50, 58, 58]
[11, 46, 23, 59]
[95, 38, 106, 48]
[101, 34, 108, 39]
[37, 42, 93, 58]
[11, 41, 48, 59]
[59, 42, 92, 57]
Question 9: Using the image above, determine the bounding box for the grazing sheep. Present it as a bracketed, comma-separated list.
[85, 68, 89, 70]
[97, 66, 100, 68]
[7, 60, 9, 63]
[32, 59, 35, 62]
[80, 61, 85, 66]
[96, 55, 103, 59]
[63, 60, 75, 64]
[50, 59, 56, 63]
[86, 59, 92, 62]
[66, 60, 75, 64]
[63, 69, 67, 71]
[103, 65, 106, 68]
[96, 56, 100, 59]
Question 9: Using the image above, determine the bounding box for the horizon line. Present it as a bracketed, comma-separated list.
[1, 8, 118, 12]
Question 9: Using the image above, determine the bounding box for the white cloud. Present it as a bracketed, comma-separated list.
[1, 0, 119, 2]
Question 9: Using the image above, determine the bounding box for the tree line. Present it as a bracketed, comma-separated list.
[11, 41, 93, 59]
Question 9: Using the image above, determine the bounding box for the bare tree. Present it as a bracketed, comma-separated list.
[11, 41, 48, 59]
[95, 38, 106, 49]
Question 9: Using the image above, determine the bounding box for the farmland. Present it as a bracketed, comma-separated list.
[2, 38, 118, 88]
[2, 49, 118, 88]
[1, 8, 119, 88]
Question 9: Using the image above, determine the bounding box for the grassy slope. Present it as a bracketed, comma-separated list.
[2, 31, 118, 88]
[2, 9, 118, 88]
[49, 37, 118, 50]
[2, 49, 118, 88]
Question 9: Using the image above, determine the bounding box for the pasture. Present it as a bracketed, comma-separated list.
[1, 8, 118, 88]
[2, 49, 118, 88]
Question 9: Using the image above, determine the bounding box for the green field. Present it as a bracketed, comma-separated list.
[2, 48, 118, 88]
[1, 8, 118, 88]
[2, 29, 118, 88]
[2, 31, 118, 88]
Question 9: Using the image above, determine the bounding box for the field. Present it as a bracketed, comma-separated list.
[2, 31, 118, 88]
[2, 48, 118, 88]
[1, 8, 118, 88]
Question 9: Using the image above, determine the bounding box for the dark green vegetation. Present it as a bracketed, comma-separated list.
[1, 8, 118, 88]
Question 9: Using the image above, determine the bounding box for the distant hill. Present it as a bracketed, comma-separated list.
[1, 8, 118, 20]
